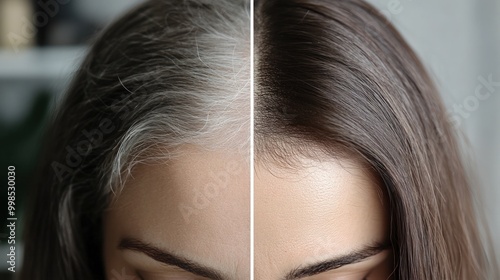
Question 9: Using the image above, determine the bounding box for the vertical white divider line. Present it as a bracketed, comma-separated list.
[249, 0, 255, 279]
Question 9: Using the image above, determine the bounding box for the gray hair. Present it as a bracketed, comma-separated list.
[101, 0, 251, 193]
[20, 0, 250, 279]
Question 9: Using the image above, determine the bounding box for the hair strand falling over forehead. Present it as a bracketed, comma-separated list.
[20, 0, 250, 279]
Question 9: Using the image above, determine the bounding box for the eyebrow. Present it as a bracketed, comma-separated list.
[118, 237, 228, 280]
[284, 242, 391, 280]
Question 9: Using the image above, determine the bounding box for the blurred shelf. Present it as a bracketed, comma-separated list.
[0, 46, 86, 84]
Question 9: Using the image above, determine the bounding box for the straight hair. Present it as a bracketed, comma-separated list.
[255, 0, 499, 279]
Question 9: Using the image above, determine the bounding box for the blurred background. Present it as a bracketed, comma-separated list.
[0, 0, 499, 278]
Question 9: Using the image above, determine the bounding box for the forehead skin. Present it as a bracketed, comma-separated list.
[103, 145, 250, 280]
[255, 157, 389, 280]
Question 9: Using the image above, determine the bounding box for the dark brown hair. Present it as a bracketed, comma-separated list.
[255, 0, 498, 279]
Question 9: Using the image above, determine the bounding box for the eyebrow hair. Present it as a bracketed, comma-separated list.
[284, 242, 391, 280]
[118, 237, 228, 280]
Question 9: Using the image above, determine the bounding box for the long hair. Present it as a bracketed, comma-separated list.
[255, 0, 498, 279]
[20, 0, 249, 279]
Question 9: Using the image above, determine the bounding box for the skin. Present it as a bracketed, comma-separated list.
[103, 144, 392, 280]
[255, 156, 394, 280]
[103, 145, 250, 280]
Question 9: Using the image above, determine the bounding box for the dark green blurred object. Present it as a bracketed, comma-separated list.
[0, 90, 53, 276]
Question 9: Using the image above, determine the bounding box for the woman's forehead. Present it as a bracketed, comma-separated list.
[254, 157, 389, 279]
[104, 146, 250, 278]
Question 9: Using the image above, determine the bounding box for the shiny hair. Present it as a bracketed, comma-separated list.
[20, 0, 249, 279]
[255, 0, 498, 279]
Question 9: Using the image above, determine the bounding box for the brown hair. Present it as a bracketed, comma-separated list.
[255, 0, 498, 279]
